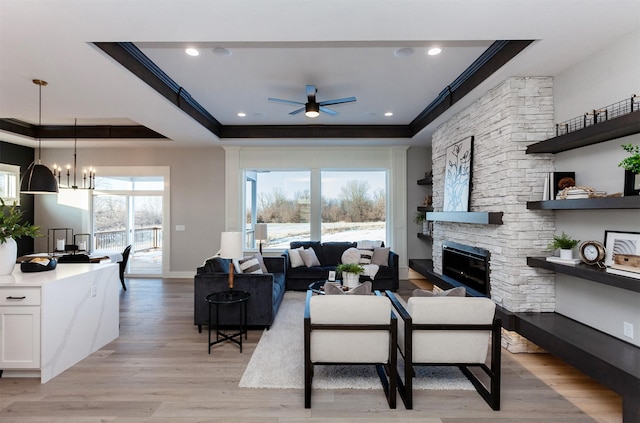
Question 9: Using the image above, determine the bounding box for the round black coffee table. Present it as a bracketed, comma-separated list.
[205, 290, 251, 353]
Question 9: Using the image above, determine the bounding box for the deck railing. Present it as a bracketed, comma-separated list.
[94, 226, 162, 252]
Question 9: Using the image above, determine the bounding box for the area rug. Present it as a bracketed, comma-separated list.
[239, 291, 474, 390]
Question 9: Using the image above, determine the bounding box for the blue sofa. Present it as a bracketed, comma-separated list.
[194, 255, 286, 330]
[282, 241, 399, 291]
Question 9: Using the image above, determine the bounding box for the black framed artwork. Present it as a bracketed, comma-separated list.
[443, 136, 473, 212]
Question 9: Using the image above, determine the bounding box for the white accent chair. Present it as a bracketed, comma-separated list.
[386, 291, 501, 410]
[303, 290, 397, 408]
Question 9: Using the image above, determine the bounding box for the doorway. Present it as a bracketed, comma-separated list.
[91, 168, 169, 277]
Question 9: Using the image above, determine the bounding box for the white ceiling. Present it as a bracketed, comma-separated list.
[0, 0, 638, 148]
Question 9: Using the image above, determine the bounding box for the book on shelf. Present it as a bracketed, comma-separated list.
[546, 256, 581, 266]
[606, 266, 640, 279]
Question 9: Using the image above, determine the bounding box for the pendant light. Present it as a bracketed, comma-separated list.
[52, 118, 95, 190]
[20, 79, 59, 194]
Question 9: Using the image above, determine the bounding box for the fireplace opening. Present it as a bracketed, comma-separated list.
[442, 241, 490, 296]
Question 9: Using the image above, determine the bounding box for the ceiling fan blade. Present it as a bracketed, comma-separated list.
[306, 85, 317, 102]
[319, 106, 338, 116]
[318, 96, 357, 106]
[289, 107, 305, 115]
[268, 97, 305, 106]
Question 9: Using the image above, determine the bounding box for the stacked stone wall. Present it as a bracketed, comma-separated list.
[431, 77, 557, 320]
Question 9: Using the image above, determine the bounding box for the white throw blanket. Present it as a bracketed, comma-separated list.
[361, 263, 379, 279]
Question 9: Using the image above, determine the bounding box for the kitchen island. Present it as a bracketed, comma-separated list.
[0, 263, 119, 383]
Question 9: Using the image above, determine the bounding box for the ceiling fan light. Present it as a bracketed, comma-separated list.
[305, 103, 320, 118]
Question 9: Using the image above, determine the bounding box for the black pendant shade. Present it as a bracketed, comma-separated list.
[20, 162, 59, 194]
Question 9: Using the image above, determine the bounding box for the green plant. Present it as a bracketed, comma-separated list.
[547, 232, 580, 251]
[618, 143, 640, 174]
[414, 211, 427, 224]
[336, 263, 364, 275]
[0, 198, 41, 244]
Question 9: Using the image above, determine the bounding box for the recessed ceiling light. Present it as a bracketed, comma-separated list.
[427, 47, 442, 56]
[394, 47, 414, 57]
[237, 112, 246, 117]
[185, 48, 199, 57]
[213, 47, 232, 57]
[384, 112, 394, 117]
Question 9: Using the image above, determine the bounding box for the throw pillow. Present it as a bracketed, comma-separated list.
[323, 281, 372, 295]
[371, 247, 390, 266]
[357, 240, 383, 249]
[239, 256, 264, 274]
[358, 249, 374, 264]
[300, 248, 321, 267]
[341, 247, 361, 265]
[288, 247, 305, 268]
[253, 252, 268, 273]
[203, 257, 231, 273]
[412, 286, 466, 297]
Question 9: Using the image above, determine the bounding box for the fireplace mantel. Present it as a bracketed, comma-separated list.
[426, 211, 503, 225]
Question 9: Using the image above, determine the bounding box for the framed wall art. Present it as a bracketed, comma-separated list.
[604, 230, 640, 279]
[443, 136, 473, 212]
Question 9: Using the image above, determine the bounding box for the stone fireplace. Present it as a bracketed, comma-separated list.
[430, 77, 557, 351]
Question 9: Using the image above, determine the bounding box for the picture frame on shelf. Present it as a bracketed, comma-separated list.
[443, 136, 473, 212]
[604, 230, 640, 279]
[623, 170, 640, 196]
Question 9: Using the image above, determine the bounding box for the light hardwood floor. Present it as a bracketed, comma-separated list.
[0, 278, 622, 422]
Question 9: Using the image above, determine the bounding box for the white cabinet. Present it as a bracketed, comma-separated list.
[0, 287, 41, 369]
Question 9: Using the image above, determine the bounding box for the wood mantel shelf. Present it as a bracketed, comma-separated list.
[426, 211, 503, 225]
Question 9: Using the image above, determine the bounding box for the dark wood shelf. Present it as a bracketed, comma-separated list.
[527, 257, 640, 293]
[526, 110, 640, 154]
[417, 233, 432, 241]
[426, 211, 503, 225]
[417, 178, 432, 186]
[417, 205, 433, 212]
[527, 196, 640, 210]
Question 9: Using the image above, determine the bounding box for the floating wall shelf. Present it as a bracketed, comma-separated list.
[426, 211, 503, 225]
[527, 196, 640, 210]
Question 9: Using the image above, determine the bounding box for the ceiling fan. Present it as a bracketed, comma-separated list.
[268, 85, 356, 118]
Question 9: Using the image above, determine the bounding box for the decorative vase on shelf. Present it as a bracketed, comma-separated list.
[560, 249, 573, 260]
[422, 222, 429, 235]
[0, 238, 17, 275]
[343, 272, 360, 289]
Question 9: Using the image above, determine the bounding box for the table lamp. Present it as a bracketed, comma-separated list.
[220, 231, 243, 289]
[255, 223, 268, 254]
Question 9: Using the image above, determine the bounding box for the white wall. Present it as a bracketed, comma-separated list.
[553, 28, 640, 347]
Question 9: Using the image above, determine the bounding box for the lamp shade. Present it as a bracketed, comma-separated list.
[254, 223, 268, 241]
[20, 162, 59, 194]
[220, 232, 243, 259]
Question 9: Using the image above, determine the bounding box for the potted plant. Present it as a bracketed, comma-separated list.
[618, 143, 640, 196]
[0, 198, 41, 275]
[336, 263, 364, 289]
[414, 211, 429, 234]
[547, 231, 580, 260]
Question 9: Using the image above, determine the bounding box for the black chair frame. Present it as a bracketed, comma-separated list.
[303, 290, 397, 409]
[119, 245, 132, 291]
[386, 291, 501, 411]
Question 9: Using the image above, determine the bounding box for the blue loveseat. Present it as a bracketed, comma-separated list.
[282, 241, 399, 291]
[194, 255, 286, 330]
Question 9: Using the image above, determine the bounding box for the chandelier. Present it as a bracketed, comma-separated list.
[52, 119, 96, 190]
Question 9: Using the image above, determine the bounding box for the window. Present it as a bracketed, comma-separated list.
[0, 164, 20, 205]
[244, 169, 386, 249]
[321, 170, 386, 243]
[245, 171, 310, 249]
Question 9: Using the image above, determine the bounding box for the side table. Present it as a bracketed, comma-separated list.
[205, 290, 251, 353]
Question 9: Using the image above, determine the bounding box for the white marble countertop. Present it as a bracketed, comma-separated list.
[0, 263, 118, 287]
